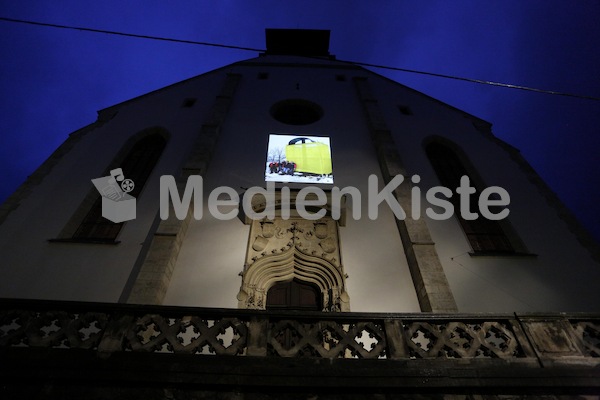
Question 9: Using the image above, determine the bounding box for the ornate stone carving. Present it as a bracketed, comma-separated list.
[238, 216, 349, 311]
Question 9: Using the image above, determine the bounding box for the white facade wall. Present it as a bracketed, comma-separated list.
[0, 69, 225, 302]
[164, 59, 421, 312]
[367, 73, 600, 312]
[0, 54, 598, 312]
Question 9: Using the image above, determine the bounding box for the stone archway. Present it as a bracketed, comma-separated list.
[237, 217, 350, 311]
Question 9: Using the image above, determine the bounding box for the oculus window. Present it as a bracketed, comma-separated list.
[270, 99, 323, 125]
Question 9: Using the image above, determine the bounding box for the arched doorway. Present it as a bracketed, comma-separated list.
[238, 217, 350, 312]
[266, 279, 322, 311]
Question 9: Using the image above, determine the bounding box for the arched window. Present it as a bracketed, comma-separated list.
[426, 141, 514, 253]
[71, 133, 166, 242]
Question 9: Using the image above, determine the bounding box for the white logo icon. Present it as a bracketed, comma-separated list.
[91, 168, 136, 223]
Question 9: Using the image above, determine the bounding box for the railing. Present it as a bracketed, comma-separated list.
[0, 299, 599, 367]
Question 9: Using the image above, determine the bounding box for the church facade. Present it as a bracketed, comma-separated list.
[0, 29, 598, 398]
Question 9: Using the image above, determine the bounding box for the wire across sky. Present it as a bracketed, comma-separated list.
[1, 16, 598, 101]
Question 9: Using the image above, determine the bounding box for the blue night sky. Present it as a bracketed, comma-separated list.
[1, 1, 599, 242]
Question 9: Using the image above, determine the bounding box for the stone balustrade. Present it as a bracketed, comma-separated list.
[1, 298, 598, 367]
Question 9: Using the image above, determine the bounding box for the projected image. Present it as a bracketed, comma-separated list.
[266, 134, 333, 184]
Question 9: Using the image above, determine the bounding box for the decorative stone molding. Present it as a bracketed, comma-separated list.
[238, 217, 350, 312]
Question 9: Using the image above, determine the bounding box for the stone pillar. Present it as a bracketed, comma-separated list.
[353, 77, 457, 312]
[126, 73, 241, 304]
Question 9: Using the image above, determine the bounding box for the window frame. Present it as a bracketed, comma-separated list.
[53, 128, 168, 244]
[424, 138, 529, 256]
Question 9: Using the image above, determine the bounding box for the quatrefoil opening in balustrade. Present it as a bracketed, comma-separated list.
[484, 325, 512, 352]
[128, 316, 247, 355]
[0, 316, 25, 347]
[40, 318, 61, 337]
[0, 317, 21, 335]
[79, 319, 103, 342]
[478, 322, 523, 358]
[176, 324, 200, 347]
[446, 325, 475, 356]
[34, 318, 67, 348]
[354, 327, 383, 354]
[137, 321, 162, 345]
[409, 326, 437, 355]
[405, 321, 524, 359]
[216, 323, 243, 350]
[0, 311, 107, 350]
[272, 321, 304, 352]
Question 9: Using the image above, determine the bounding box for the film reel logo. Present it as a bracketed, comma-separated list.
[110, 168, 135, 194]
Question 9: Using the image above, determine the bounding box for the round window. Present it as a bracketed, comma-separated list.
[270, 99, 323, 125]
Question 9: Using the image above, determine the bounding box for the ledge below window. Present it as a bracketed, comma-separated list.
[48, 238, 121, 245]
[468, 251, 537, 258]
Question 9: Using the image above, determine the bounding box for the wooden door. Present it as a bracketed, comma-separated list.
[266, 279, 322, 311]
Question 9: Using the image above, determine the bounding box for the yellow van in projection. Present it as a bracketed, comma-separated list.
[285, 137, 332, 175]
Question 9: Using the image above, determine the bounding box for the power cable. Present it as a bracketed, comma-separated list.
[1, 16, 599, 101]
[0, 16, 263, 52]
[339, 59, 600, 101]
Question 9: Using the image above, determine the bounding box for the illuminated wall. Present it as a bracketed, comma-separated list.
[0, 52, 598, 313]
